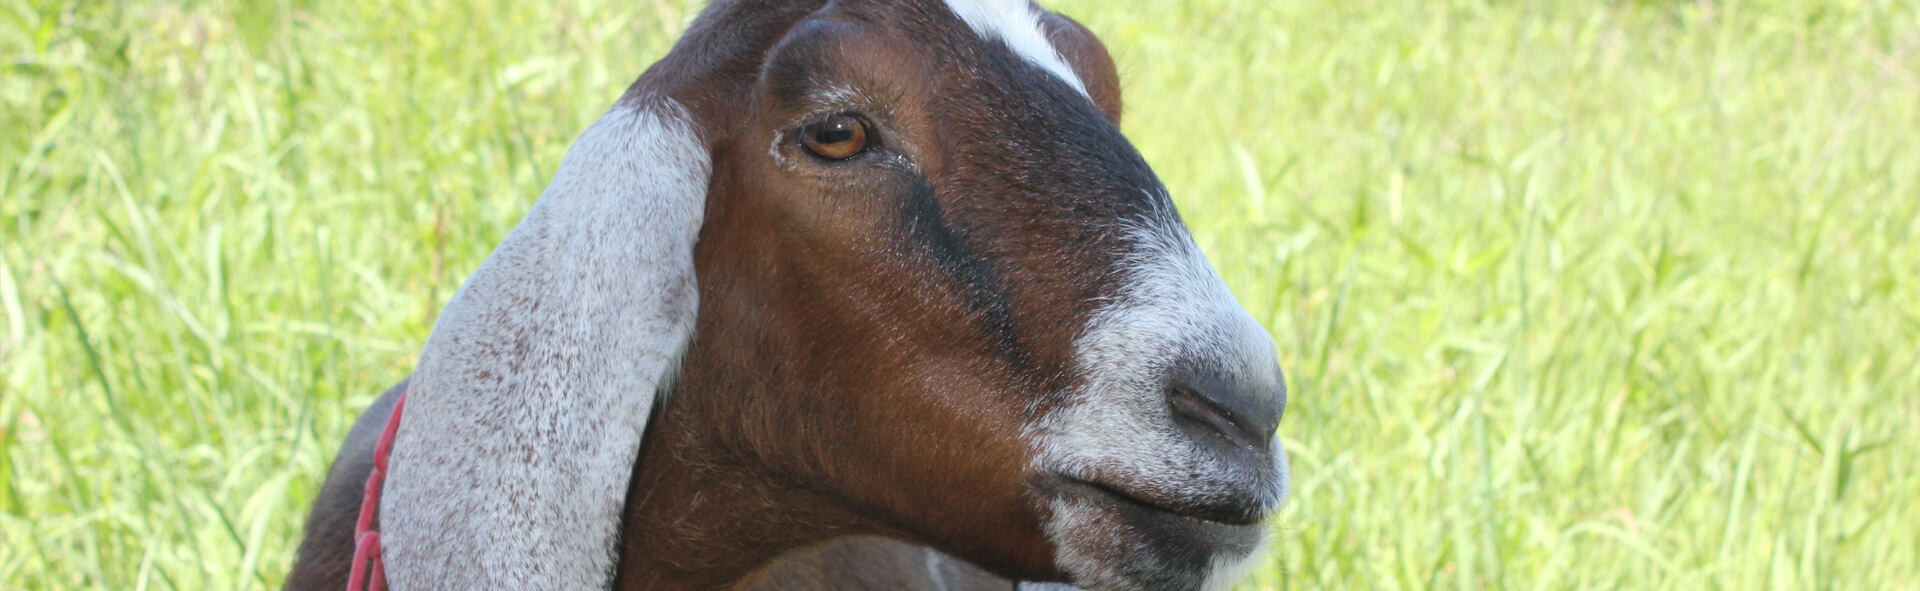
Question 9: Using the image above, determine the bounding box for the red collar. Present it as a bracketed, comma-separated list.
[347, 390, 408, 591]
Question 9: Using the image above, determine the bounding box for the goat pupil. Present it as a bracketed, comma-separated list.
[816, 125, 853, 144]
[801, 115, 868, 160]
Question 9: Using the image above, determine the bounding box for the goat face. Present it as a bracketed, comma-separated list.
[655, 1, 1291, 589]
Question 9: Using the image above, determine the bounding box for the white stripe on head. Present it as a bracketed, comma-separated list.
[942, 0, 1091, 99]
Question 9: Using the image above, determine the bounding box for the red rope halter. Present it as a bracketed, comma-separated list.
[346, 390, 407, 591]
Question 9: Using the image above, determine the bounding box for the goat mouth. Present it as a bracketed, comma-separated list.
[1054, 476, 1267, 527]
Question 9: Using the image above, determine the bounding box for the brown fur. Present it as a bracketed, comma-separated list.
[287, 383, 1017, 591]
[288, 1, 1209, 589]
[611, 2, 1144, 587]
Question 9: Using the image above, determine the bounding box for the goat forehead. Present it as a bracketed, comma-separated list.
[940, 0, 1090, 99]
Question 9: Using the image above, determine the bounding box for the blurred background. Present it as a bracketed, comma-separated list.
[2, 0, 1916, 588]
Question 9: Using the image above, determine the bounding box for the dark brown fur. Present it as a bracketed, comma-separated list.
[611, 1, 1141, 587]
[289, 1, 1159, 589]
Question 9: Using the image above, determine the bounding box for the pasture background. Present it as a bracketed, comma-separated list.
[3, 0, 1917, 588]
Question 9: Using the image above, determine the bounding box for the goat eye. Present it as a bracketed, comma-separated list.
[800, 114, 870, 160]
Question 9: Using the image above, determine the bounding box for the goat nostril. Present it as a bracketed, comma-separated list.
[1167, 385, 1271, 451]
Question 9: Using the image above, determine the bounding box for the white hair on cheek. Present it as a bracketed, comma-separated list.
[1031, 201, 1288, 591]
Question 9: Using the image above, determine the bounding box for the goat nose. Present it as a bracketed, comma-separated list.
[1165, 362, 1284, 452]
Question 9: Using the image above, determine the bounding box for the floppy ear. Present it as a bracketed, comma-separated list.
[378, 95, 709, 589]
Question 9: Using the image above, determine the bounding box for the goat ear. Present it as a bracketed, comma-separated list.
[378, 97, 709, 589]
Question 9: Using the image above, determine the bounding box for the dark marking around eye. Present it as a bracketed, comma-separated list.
[897, 179, 1034, 376]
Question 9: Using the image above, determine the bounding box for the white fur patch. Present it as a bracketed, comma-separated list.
[942, 0, 1091, 99]
[1034, 203, 1289, 591]
[1043, 214, 1287, 512]
[924, 549, 952, 591]
[379, 99, 709, 589]
[1199, 533, 1273, 591]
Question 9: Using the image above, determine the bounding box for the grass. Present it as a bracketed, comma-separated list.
[2, 0, 1916, 588]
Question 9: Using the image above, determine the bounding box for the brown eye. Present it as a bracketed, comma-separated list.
[800, 114, 871, 160]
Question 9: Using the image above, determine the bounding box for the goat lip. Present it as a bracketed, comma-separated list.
[1055, 476, 1266, 527]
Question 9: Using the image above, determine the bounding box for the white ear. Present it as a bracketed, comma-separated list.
[378, 97, 709, 589]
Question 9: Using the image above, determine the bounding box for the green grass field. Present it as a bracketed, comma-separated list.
[4, 0, 1917, 588]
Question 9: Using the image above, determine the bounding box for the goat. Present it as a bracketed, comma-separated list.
[287, 1, 1289, 589]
